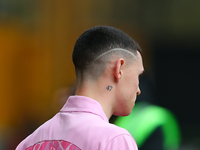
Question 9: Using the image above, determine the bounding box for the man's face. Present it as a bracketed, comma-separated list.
[114, 51, 144, 116]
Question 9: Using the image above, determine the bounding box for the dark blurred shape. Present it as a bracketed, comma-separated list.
[154, 39, 200, 147]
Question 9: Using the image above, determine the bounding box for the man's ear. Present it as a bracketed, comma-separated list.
[114, 58, 124, 82]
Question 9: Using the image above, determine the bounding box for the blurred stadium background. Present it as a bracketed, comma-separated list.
[0, 0, 199, 149]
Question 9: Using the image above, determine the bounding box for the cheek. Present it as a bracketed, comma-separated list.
[129, 77, 139, 91]
[129, 79, 140, 98]
[126, 84, 137, 100]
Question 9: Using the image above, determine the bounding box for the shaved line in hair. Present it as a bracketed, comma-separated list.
[89, 48, 138, 66]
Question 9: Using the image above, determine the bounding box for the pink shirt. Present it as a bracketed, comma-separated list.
[16, 96, 138, 150]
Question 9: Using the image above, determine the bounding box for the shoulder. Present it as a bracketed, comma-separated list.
[89, 118, 131, 136]
[16, 118, 54, 149]
[104, 123, 131, 136]
[93, 123, 138, 150]
[104, 127, 138, 150]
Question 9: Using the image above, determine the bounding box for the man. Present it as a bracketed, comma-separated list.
[16, 26, 144, 150]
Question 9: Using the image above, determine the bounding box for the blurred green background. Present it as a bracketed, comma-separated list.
[0, 0, 200, 149]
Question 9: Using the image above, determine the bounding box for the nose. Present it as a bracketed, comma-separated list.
[137, 87, 141, 95]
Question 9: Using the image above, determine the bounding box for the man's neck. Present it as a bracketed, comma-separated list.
[75, 80, 115, 120]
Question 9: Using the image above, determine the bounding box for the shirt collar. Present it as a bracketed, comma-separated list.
[60, 95, 108, 122]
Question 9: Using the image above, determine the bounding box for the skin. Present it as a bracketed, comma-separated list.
[75, 51, 144, 119]
[113, 51, 144, 116]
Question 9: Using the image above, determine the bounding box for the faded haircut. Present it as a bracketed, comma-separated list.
[72, 26, 141, 81]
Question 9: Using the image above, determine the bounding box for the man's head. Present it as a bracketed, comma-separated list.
[72, 26, 141, 82]
[72, 26, 144, 117]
